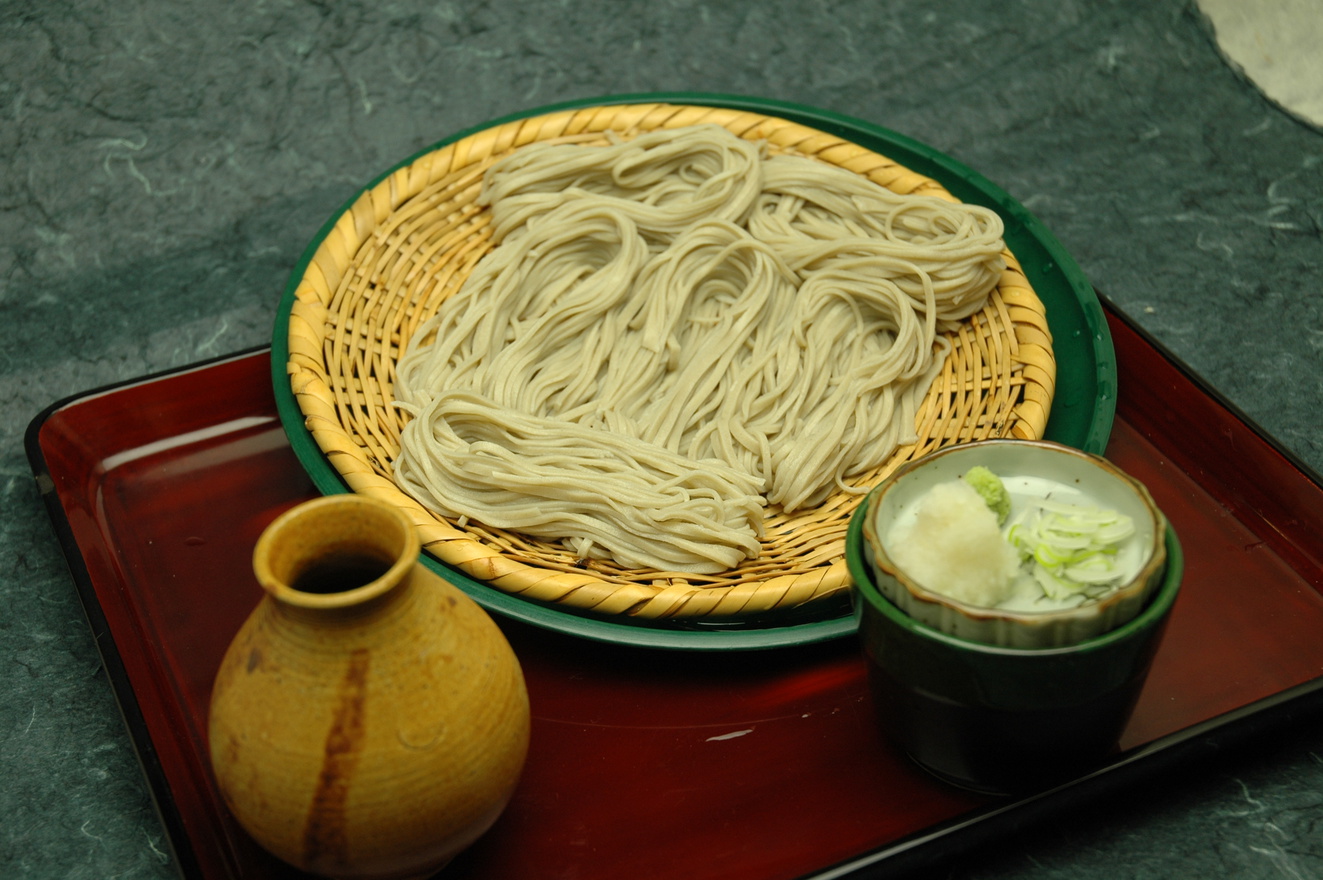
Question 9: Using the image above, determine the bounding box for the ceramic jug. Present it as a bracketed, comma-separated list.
[208, 493, 530, 879]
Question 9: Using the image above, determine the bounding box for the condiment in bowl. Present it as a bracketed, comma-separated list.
[846, 439, 1183, 793]
[862, 439, 1168, 649]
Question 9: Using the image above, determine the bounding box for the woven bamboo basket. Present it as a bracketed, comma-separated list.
[285, 102, 1056, 623]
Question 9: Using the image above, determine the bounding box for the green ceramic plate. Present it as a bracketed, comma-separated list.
[270, 92, 1116, 651]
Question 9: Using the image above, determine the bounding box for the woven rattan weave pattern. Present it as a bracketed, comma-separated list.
[285, 102, 1055, 622]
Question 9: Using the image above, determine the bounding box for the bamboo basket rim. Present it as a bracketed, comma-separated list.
[283, 102, 1057, 624]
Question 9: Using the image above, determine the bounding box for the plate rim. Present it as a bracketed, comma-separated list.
[269, 91, 1116, 651]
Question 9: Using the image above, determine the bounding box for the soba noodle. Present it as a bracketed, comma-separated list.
[392, 125, 1006, 574]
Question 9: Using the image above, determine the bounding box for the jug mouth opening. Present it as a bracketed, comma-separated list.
[253, 494, 421, 609]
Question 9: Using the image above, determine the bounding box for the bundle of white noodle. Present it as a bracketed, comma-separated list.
[393, 125, 1007, 574]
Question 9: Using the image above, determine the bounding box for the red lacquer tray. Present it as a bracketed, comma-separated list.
[27, 299, 1323, 880]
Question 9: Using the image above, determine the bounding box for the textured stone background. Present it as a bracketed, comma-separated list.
[3, 0, 1322, 877]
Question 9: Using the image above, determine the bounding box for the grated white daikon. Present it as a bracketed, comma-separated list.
[885, 479, 1021, 608]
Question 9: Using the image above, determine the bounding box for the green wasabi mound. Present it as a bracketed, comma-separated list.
[962, 466, 1011, 525]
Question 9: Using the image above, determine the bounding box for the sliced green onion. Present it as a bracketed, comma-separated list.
[1006, 499, 1135, 599]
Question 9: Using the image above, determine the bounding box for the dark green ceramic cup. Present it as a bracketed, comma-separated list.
[846, 494, 1184, 795]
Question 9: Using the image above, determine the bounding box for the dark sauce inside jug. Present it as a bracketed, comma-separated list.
[292, 552, 394, 594]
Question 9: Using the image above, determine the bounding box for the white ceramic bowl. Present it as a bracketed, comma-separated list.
[861, 439, 1169, 649]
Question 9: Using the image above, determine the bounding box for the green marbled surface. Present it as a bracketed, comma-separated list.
[3, 1, 1321, 877]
